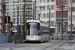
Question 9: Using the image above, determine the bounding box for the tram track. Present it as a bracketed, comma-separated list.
[43, 40, 68, 50]
[0, 40, 68, 50]
[54, 40, 68, 50]
[0, 43, 32, 50]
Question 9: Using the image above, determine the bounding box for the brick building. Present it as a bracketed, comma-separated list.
[55, 0, 68, 33]
[0, 0, 6, 34]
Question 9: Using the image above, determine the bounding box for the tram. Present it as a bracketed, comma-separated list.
[26, 20, 50, 42]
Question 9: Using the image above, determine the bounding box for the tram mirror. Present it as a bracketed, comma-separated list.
[37, 23, 40, 29]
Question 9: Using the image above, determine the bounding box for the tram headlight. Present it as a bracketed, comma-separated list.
[26, 36, 29, 37]
[36, 36, 38, 37]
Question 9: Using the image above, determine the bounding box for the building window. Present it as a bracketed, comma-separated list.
[69, 15, 75, 21]
[43, 14, 45, 18]
[40, 14, 42, 18]
[7, 12, 9, 16]
[21, 18, 23, 24]
[66, 11, 67, 18]
[63, 0, 64, 5]
[72, 16, 75, 20]
[51, 5, 54, 10]
[51, 0, 54, 2]
[39, 6, 42, 11]
[47, 13, 49, 18]
[60, 0, 61, 5]
[50, 21, 54, 25]
[56, 11, 58, 18]
[47, 5, 49, 10]
[59, 12, 61, 18]
[69, 0, 72, 3]
[26, 4, 32, 9]
[72, 7, 75, 12]
[57, 0, 58, 5]
[13, 5, 15, 10]
[13, 19, 15, 24]
[40, 0, 42, 3]
[66, 0, 68, 5]
[51, 13, 54, 18]
[47, 0, 49, 2]
[43, 6, 45, 10]
[43, 0, 45, 2]
[47, 21, 54, 25]
[6, 5, 9, 10]
[13, 12, 15, 17]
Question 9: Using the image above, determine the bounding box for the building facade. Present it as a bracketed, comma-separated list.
[68, 0, 75, 33]
[6, 0, 38, 33]
[0, 0, 6, 34]
[56, 0, 68, 33]
[6, 0, 27, 33]
[38, 0, 56, 34]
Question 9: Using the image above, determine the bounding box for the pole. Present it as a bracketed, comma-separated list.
[17, 6, 19, 42]
[3, 0, 6, 34]
[28, 4, 29, 20]
[61, 6, 63, 40]
[35, 0, 36, 20]
[33, 2, 34, 20]
[9, 22, 10, 34]
[23, 0, 26, 40]
[17, 6, 19, 33]
[7, 17, 9, 35]
[49, 7, 50, 39]
[20, 0, 21, 36]
[71, 3, 72, 36]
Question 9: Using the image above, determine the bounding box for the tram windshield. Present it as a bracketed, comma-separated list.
[26, 22, 40, 35]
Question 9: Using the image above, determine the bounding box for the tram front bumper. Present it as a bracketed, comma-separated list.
[26, 35, 42, 41]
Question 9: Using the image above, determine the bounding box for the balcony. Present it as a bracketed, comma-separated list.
[56, 18, 67, 22]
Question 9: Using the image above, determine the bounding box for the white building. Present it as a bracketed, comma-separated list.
[6, 0, 26, 32]
[6, 0, 38, 33]
[38, 0, 56, 34]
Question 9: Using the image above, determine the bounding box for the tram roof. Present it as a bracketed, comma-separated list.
[27, 20, 49, 27]
[27, 20, 40, 23]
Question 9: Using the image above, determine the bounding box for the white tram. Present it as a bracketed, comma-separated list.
[26, 20, 50, 42]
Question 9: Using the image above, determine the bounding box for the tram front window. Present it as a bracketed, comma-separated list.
[26, 22, 40, 35]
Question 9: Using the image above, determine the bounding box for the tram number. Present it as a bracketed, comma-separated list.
[31, 35, 34, 38]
